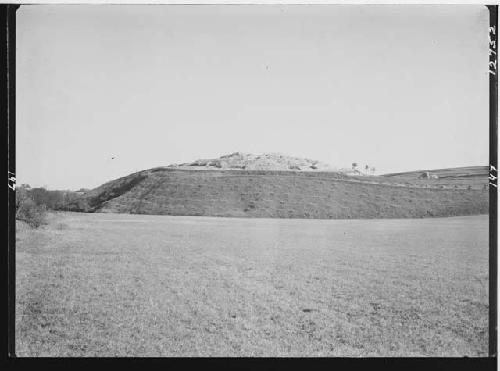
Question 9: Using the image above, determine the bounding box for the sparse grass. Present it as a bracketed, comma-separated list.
[16, 212, 488, 357]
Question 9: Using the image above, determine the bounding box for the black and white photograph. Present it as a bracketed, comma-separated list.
[8, 2, 496, 358]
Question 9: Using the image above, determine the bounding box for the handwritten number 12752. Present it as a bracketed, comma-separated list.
[489, 26, 497, 75]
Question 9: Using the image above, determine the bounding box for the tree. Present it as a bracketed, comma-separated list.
[365, 165, 369, 174]
[15, 187, 47, 227]
[16, 186, 30, 211]
[371, 167, 376, 175]
[352, 162, 358, 171]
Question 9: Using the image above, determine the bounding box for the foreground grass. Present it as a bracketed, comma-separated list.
[16, 212, 489, 357]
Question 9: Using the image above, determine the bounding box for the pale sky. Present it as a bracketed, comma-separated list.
[17, 5, 490, 190]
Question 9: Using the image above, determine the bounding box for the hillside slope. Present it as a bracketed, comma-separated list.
[66, 167, 489, 219]
[382, 166, 488, 178]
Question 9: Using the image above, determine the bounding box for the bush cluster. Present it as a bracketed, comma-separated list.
[16, 189, 47, 228]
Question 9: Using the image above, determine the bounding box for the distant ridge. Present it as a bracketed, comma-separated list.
[382, 166, 488, 178]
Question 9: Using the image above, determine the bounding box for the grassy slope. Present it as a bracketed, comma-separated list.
[382, 166, 488, 178]
[68, 167, 489, 219]
[381, 166, 488, 188]
[16, 212, 488, 356]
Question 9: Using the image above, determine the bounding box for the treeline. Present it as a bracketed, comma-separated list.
[15, 184, 88, 227]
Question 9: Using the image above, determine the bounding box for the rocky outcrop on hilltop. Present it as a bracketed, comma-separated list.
[173, 152, 338, 171]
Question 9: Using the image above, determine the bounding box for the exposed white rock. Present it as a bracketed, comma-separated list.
[176, 152, 340, 172]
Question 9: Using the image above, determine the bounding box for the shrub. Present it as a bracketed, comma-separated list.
[16, 190, 47, 228]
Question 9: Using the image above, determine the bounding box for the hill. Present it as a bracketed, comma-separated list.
[65, 163, 489, 219]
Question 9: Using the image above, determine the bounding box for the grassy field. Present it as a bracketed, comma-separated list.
[16, 212, 488, 357]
